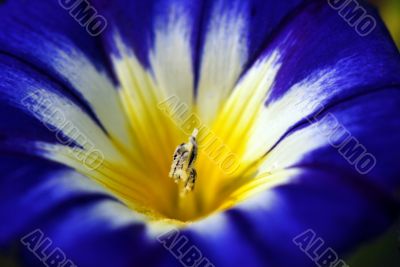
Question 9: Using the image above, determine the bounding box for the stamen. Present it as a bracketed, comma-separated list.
[169, 129, 198, 196]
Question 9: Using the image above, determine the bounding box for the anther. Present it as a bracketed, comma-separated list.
[169, 129, 198, 196]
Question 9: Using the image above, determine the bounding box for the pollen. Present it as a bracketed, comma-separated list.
[169, 129, 198, 196]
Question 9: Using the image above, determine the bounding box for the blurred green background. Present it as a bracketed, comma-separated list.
[371, 0, 400, 47]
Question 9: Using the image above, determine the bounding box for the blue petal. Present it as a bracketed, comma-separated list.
[0, 54, 93, 145]
[262, 2, 400, 105]
[91, 0, 305, 70]
[241, 1, 400, 168]
[184, 168, 397, 267]
[0, 0, 133, 148]
[0, 0, 112, 90]
[0, 53, 121, 161]
[0, 155, 175, 267]
[182, 88, 400, 266]
[91, 0, 309, 123]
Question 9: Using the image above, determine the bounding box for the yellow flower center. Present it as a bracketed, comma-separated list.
[37, 45, 289, 225]
[75, 52, 288, 224]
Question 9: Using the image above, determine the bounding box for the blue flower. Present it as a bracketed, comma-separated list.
[0, 0, 399, 267]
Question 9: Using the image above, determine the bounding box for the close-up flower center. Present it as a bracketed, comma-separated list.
[47, 51, 287, 223]
[1, 0, 400, 266]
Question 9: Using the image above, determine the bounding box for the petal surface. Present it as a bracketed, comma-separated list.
[183, 88, 400, 267]
[0, 0, 133, 149]
[0, 155, 173, 267]
[0, 1, 399, 267]
[92, 0, 307, 122]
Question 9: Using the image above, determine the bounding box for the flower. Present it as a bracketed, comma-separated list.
[0, 0, 399, 266]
